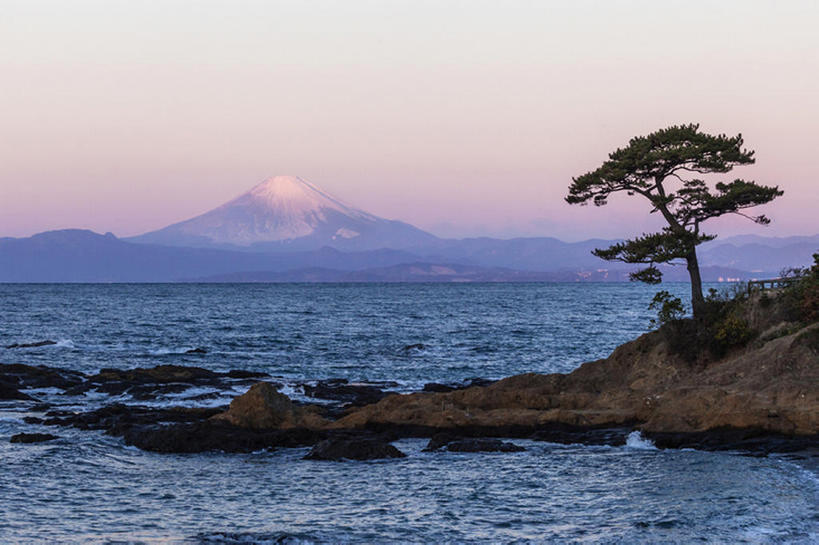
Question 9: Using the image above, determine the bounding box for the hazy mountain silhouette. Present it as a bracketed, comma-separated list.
[1, 228, 814, 282]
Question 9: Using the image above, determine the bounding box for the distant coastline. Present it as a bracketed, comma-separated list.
[1, 228, 815, 283]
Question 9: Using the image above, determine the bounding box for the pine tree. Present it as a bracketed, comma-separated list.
[567, 124, 783, 318]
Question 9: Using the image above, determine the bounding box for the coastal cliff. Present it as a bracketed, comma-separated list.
[330, 321, 817, 437]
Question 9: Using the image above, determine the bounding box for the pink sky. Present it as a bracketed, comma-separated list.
[1, 1, 817, 241]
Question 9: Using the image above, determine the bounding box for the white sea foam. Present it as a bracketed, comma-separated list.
[23, 387, 62, 396]
[147, 346, 205, 356]
[55, 339, 75, 348]
[625, 431, 658, 450]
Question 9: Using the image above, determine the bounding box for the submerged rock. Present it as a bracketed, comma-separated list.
[4, 340, 57, 349]
[304, 437, 406, 461]
[446, 438, 525, 453]
[10, 433, 58, 443]
[184, 347, 208, 354]
[82, 364, 271, 401]
[423, 435, 525, 452]
[0, 382, 35, 401]
[0, 363, 86, 390]
[226, 369, 270, 379]
[41, 403, 224, 435]
[401, 343, 427, 353]
[1, 362, 276, 403]
[211, 382, 328, 430]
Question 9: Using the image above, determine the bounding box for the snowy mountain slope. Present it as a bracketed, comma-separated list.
[128, 176, 437, 251]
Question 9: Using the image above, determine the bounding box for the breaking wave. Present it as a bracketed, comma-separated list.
[625, 431, 658, 450]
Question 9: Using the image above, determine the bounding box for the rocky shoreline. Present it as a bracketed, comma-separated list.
[2, 313, 817, 460]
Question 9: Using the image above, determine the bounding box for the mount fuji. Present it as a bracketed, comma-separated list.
[128, 176, 438, 251]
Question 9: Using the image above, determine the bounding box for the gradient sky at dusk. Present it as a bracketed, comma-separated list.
[1, 0, 817, 241]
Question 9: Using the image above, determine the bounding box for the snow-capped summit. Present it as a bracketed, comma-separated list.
[129, 175, 437, 251]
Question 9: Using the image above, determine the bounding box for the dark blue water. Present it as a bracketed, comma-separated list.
[0, 282, 686, 383]
[1, 283, 817, 544]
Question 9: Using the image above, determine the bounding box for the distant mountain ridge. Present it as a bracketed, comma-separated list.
[1, 228, 815, 283]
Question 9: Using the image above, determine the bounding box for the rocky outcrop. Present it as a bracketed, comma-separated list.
[334, 323, 819, 439]
[210, 382, 328, 430]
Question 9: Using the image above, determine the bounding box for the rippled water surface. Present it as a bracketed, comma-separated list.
[0, 283, 817, 544]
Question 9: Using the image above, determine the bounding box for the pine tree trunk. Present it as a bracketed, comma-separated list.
[686, 249, 705, 319]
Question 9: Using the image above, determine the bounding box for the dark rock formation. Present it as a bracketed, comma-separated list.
[89, 365, 221, 384]
[445, 438, 525, 453]
[0, 363, 85, 390]
[304, 437, 406, 461]
[0, 382, 35, 401]
[645, 428, 819, 454]
[184, 347, 208, 354]
[302, 379, 391, 406]
[123, 421, 323, 454]
[422, 378, 496, 393]
[41, 403, 224, 436]
[54, 364, 273, 400]
[423, 433, 524, 452]
[5, 340, 57, 349]
[10, 433, 58, 443]
[226, 370, 270, 379]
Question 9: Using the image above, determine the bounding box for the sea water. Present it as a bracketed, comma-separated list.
[0, 283, 816, 544]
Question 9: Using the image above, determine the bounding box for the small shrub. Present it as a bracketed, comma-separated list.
[711, 314, 755, 356]
[648, 290, 685, 329]
[778, 253, 819, 324]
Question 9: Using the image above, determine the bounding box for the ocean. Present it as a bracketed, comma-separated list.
[1, 283, 816, 544]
